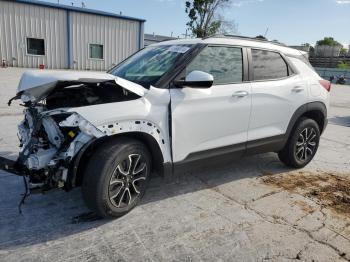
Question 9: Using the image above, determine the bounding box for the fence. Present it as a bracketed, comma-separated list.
[314, 45, 341, 57]
[309, 57, 350, 68]
[314, 67, 350, 83]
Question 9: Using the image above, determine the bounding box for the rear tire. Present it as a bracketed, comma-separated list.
[82, 138, 151, 218]
[278, 117, 320, 168]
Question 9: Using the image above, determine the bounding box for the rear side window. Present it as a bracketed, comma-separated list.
[252, 49, 288, 80]
[186, 46, 243, 84]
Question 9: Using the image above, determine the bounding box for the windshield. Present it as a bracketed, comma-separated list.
[109, 45, 192, 88]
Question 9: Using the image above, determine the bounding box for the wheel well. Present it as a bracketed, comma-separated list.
[282, 104, 327, 151]
[300, 110, 325, 133]
[72, 133, 165, 187]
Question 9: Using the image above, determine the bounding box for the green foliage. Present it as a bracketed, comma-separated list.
[338, 61, 349, 69]
[185, 0, 231, 38]
[340, 47, 348, 56]
[316, 37, 342, 47]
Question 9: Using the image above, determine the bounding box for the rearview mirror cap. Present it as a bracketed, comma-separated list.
[174, 70, 214, 88]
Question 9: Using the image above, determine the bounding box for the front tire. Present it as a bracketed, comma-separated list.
[82, 138, 151, 218]
[278, 117, 320, 168]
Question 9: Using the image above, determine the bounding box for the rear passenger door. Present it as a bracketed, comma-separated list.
[170, 46, 252, 163]
[247, 49, 307, 144]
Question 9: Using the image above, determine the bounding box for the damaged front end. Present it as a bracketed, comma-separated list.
[15, 108, 103, 192]
[8, 70, 145, 194]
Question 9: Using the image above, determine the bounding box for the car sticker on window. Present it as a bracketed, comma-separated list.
[167, 46, 190, 54]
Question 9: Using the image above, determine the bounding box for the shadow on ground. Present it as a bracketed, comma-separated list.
[329, 116, 350, 127]
[0, 152, 292, 250]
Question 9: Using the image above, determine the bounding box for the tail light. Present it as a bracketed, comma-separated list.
[319, 80, 331, 92]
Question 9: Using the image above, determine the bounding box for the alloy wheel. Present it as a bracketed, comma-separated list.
[108, 154, 147, 208]
[295, 127, 318, 162]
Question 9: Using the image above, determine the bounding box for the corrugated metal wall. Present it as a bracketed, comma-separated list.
[70, 12, 141, 71]
[0, 1, 143, 70]
[0, 1, 68, 69]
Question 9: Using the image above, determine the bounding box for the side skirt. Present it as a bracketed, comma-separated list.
[169, 135, 286, 181]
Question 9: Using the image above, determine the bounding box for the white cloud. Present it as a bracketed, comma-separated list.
[335, 0, 350, 4]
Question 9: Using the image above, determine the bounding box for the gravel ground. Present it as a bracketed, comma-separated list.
[0, 67, 349, 262]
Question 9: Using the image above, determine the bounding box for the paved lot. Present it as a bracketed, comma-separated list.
[0, 67, 349, 262]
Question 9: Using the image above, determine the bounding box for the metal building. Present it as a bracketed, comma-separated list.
[0, 0, 145, 70]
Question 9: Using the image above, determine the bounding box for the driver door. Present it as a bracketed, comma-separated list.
[170, 46, 252, 163]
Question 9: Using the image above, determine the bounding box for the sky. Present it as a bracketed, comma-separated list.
[45, 0, 350, 47]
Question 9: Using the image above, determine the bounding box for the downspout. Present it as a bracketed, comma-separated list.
[66, 10, 73, 69]
[138, 22, 144, 50]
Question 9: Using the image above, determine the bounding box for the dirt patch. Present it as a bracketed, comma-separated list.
[261, 171, 350, 216]
[293, 200, 316, 214]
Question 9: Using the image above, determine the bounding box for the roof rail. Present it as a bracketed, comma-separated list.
[203, 34, 287, 47]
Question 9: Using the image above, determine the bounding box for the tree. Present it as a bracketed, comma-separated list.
[316, 37, 342, 47]
[185, 0, 235, 38]
[338, 61, 349, 69]
[216, 14, 238, 35]
[340, 47, 348, 56]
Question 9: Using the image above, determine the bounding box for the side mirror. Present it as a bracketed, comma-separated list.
[174, 70, 214, 88]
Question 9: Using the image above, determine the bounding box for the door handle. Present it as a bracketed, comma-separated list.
[292, 86, 304, 92]
[232, 91, 249, 98]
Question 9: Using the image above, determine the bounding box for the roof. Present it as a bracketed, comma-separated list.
[151, 35, 306, 57]
[14, 0, 146, 22]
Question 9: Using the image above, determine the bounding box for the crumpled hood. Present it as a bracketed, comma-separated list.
[17, 70, 147, 102]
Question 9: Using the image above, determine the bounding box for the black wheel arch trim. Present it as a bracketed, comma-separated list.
[283, 102, 327, 146]
[67, 132, 166, 190]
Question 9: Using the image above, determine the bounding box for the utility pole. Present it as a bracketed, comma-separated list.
[181, 29, 188, 39]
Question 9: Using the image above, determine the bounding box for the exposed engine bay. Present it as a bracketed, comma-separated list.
[45, 81, 139, 109]
[9, 74, 142, 194]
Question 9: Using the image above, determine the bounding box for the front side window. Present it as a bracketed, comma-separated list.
[252, 49, 288, 80]
[185, 46, 243, 84]
[89, 44, 104, 59]
[27, 38, 45, 55]
[109, 45, 191, 88]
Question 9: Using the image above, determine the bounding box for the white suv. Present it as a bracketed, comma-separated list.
[7, 36, 330, 218]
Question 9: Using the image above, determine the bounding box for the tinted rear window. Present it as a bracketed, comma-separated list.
[252, 49, 288, 80]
